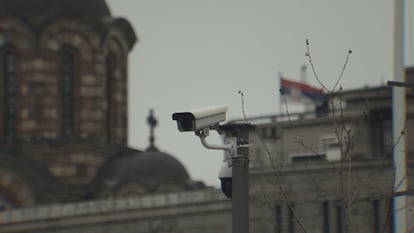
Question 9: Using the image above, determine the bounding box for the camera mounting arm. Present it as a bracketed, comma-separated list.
[196, 128, 236, 155]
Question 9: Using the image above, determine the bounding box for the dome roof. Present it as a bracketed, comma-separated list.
[0, 152, 58, 206]
[114, 149, 190, 188]
[94, 110, 201, 196]
[0, 0, 111, 24]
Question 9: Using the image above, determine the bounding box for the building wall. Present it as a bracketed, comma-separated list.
[0, 189, 231, 233]
[249, 160, 412, 233]
[236, 78, 414, 232]
[2, 160, 412, 233]
[0, 6, 137, 207]
[248, 85, 414, 169]
[0, 14, 130, 145]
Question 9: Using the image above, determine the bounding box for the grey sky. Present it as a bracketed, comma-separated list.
[106, 0, 413, 187]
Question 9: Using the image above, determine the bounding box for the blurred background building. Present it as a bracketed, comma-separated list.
[232, 67, 414, 233]
[0, 0, 205, 210]
[0, 1, 413, 233]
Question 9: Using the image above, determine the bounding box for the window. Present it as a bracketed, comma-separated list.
[322, 202, 330, 233]
[372, 200, 381, 233]
[2, 49, 17, 142]
[260, 127, 277, 139]
[0, 193, 12, 211]
[274, 204, 282, 233]
[61, 48, 75, 137]
[288, 203, 295, 233]
[369, 108, 392, 157]
[105, 54, 115, 141]
[320, 134, 340, 151]
[387, 199, 393, 233]
[382, 120, 393, 156]
[336, 205, 344, 233]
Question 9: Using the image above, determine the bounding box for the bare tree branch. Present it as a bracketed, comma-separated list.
[305, 39, 330, 92]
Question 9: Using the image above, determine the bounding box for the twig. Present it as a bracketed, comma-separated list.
[306, 39, 352, 93]
[238, 90, 248, 121]
[305, 39, 330, 92]
[333, 50, 352, 91]
[238, 90, 309, 233]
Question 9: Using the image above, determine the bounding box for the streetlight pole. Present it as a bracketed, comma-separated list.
[220, 124, 251, 233]
[232, 154, 249, 233]
[197, 123, 252, 233]
[392, 0, 408, 232]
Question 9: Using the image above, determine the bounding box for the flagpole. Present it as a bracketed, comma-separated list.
[300, 65, 307, 83]
[279, 72, 283, 115]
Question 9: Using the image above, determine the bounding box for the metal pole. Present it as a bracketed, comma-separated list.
[220, 123, 252, 233]
[393, 0, 408, 232]
[232, 155, 249, 233]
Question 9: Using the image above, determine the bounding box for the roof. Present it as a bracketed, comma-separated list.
[0, 152, 58, 203]
[0, 0, 111, 25]
[97, 148, 191, 193]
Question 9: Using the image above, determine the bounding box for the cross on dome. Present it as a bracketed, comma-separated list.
[146, 109, 158, 151]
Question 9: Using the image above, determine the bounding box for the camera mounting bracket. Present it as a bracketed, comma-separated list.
[196, 128, 236, 156]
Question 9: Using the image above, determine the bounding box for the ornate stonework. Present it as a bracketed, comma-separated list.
[0, 0, 203, 209]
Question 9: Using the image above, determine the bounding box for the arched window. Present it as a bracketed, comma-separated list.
[105, 54, 115, 141]
[2, 49, 17, 142]
[61, 47, 75, 137]
[0, 193, 12, 211]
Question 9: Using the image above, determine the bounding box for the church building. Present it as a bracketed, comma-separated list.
[0, 0, 203, 211]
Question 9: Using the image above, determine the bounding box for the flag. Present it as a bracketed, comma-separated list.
[280, 78, 326, 103]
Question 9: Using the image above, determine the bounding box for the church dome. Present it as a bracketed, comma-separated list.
[111, 110, 190, 190]
[114, 149, 190, 188]
[0, 0, 111, 24]
[95, 148, 193, 196]
[94, 110, 203, 197]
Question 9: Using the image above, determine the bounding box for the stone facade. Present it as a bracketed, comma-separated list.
[249, 161, 407, 233]
[0, 12, 132, 145]
[0, 0, 137, 205]
[0, 0, 205, 212]
[0, 189, 231, 233]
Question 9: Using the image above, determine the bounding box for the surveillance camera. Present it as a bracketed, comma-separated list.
[218, 161, 232, 199]
[172, 106, 227, 132]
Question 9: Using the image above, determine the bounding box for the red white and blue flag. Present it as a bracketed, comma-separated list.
[280, 78, 326, 103]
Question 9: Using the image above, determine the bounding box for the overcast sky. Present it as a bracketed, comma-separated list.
[106, 0, 414, 187]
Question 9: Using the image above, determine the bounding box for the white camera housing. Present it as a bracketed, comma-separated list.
[172, 105, 228, 132]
